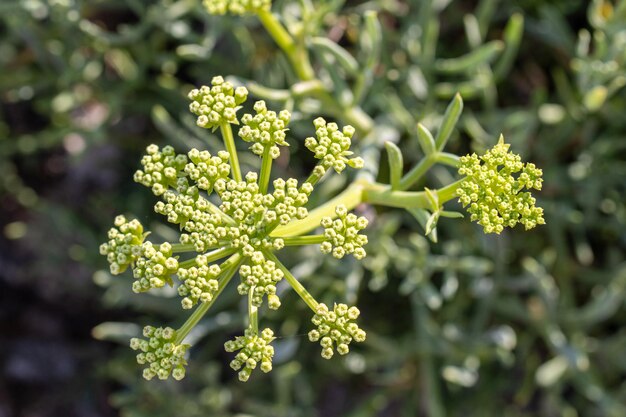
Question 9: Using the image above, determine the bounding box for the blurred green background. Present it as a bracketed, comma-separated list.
[0, 0, 624, 416]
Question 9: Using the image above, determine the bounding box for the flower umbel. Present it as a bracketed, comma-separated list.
[224, 327, 275, 382]
[99, 215, 146, 275]
[320, 205, 369, 260]
[308, 303, 367, 359]
[457, 136, 545, 234]
[188, 76, 248, 129]
[101, 76, 367, 381]
[130, 326, 189, 381]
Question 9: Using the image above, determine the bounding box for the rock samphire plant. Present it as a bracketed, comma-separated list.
[100, 3, 545, 383]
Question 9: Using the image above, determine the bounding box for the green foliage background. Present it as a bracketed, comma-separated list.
[0, 0, 624, 416]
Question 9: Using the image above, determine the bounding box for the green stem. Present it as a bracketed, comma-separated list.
[303, 163, 326, 188]
[249, 289, 258, 334]
[259, 146, 272, 194]
[177, 246, 237, 269]
[257, 10, 315, 81]
[220, 123, 242, 182]
[272, 180, 367, 237]
[281, 235, 326, 246]
[398, 153, 438, 191]
[264, 250, 319, 312]
[273, 178, 466, 238]
[170, 243, 196, 253]
[364, 178, 466, 209]
[175, 252, 243, 344]
[207, 201, 237, 226]
[256, 10, 374, 137]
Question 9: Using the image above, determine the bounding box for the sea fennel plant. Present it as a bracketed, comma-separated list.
[100, 73, 544, 381]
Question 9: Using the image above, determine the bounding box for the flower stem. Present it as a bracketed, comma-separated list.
[220, 123, 242, 182]
[207, 201, 237, 226]
[170, 243, 196, 253]
[281, 235, 326, 246]
[249, 289, 258, 334]
[177, 246, 237, 270]
[257, 10, 315, 81]
[175, 252, 243, 344]
[259, 146, 272, 194]
[363, 178, 465, 209]
[264, 250, 318, 312]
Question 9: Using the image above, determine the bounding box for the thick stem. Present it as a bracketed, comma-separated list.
[259, 146, 272, 194]
[264, 251, 319, 312]
[257, 10, 315, 81]
[271, 180, 367, 237]
[175, 252, 243, 344]
[281, 235, 326, 246]
[364, 178, 466, 209]
[220, 123, 242, 182]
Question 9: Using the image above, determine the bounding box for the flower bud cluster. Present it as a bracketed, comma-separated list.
[216, 173, 311, 244]
[308, 303, 366, 359]
[134, 145, 188, 196]
[320, 205, 369, 259]
[238, 258, 284, 309]
[457, 138, 545, 234]
[188, 76, 248, 129]
[130, 326, 189, 381]
[203, 0, 271, 15]
[239, 101, 291, 159]
[185, 149, 231, 193]
[304, 118, 364, 174]
[100, 215, 145, 275]
[177, 254, 223, 309]
[132, 242, 179, 293]
[224, 327, 275, 382]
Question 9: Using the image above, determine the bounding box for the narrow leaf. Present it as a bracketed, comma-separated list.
[435, 40, 504, 74]
[435, 93, 464, 150]
[416, 123, 436, 155]
[385, 142, 404, 190]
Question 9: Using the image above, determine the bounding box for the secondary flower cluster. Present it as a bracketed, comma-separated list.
[130, 326, 189, 381]
[305, 118, 364, 174]
[239, 100, 290, 159]
[308, 303, 367, 359]
[321, 204, 369, 260]
[204, 0, 271, 15]
[188, 76, 248, 128]
[224, 327, 275, 382]
[99, 215, 145, 275]
[102, 75, 368, 382]
[457, 136, 545, 234]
